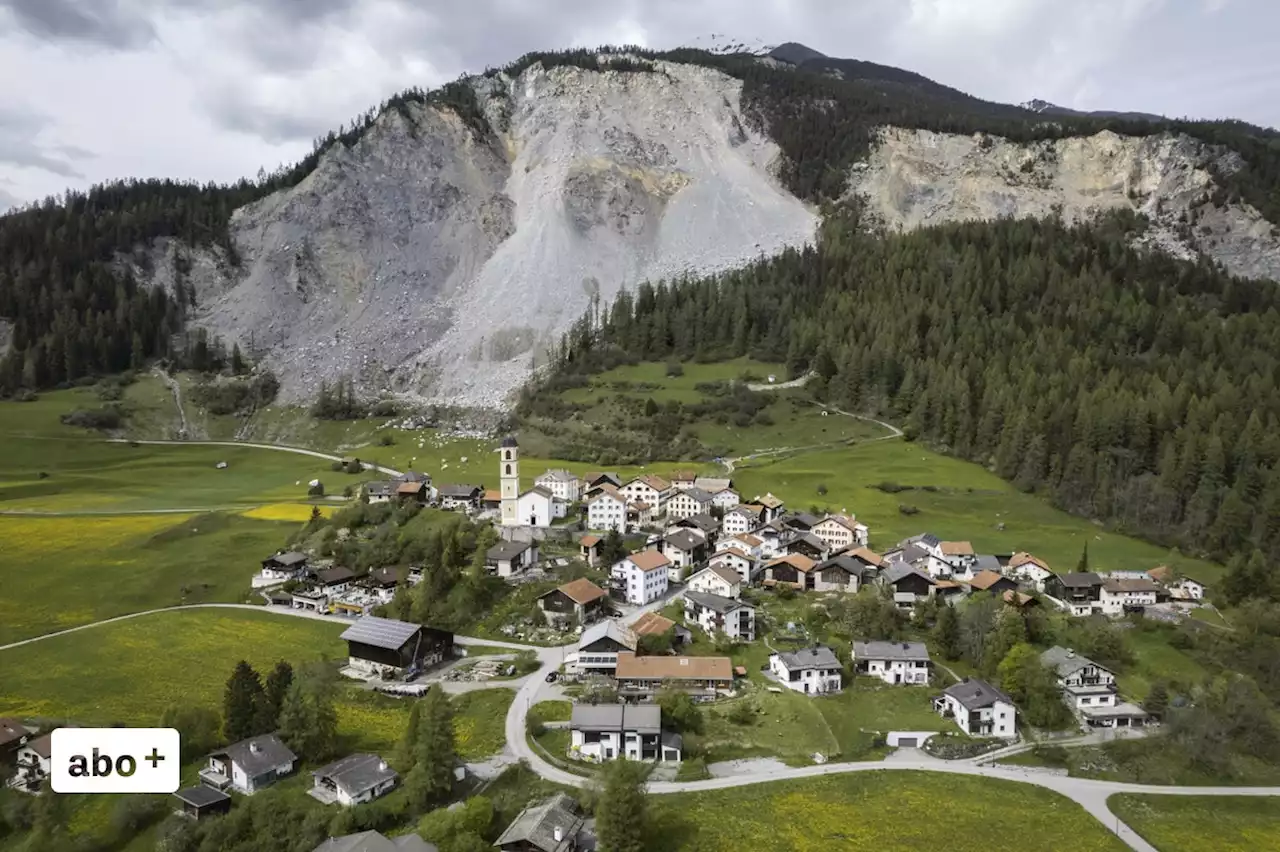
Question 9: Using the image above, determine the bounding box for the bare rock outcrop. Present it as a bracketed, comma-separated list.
[848, 127, 1280, 282]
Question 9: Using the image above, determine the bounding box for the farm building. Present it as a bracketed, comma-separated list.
[339, 616, 454, 678]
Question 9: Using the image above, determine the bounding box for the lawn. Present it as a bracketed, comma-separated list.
[0, 511, 299, 645]
[815, 682, 950, 736]
[649, 771, 1129, 851]
[696, 687, 841, 765]
[530, 700, 573, 722]
[1108, 795, 1280, 852]
[452, 689, 515, 761]
[1117, 628, 1209, 700]
[731, 440, 1222, 584]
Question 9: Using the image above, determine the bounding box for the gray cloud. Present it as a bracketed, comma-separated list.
[0, 0, 155, 49]
[0, 185, 21, 212]
[0, 105, 90, 178]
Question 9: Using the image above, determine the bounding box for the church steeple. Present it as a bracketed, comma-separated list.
[499, 436, 519, 526]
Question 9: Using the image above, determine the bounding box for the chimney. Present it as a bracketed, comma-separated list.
[554, 826, 564, 843]
[1066, 649, 1075, 658]
[249, 741, 261, 754]
[379, 760, 388, 772]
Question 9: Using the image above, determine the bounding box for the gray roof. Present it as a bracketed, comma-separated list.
[537, 469, 578, 482]
[784, 531, 827, 551]
[664, 529, 706, 552]
[173, 786, 230, 808]
[786, 512, 822, 529]
[943, 678, 1013, 710]
[364, 481, 397, 496]
[853, 641, 931, 663]
[570, 703, 661, 735]
[905, 533, 942, 548]
[1040, 646, 1110, 679]
[1057, 572, 1103, 588]
[693, 477, 732, 493]
[438, 484, 481, 498]
[775, 646, 841, 671]
[974, 555, 1002, 574]
[312, 753, 398, 797]
[578, 620, 636, 652]
[679, 514, 721, 534]
[493, 793, 584, 852]
[313, 831, 437, 852]
[891, 544, 931, 566]
[340, 616, 421, 651]
[487, 540, 532, 561]
[682, 487, 715, 503]
[818, 555, 878, 579]
[684, 590, 749, 615]
[395, 471, 431, 483]
[210, 734, 296, 777]
[500, 436, 519, 448]
[267, 551, 308, 566]
[883, 564, 936, 586]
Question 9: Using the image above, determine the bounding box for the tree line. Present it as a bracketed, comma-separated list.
[543, 210, 1280, 599]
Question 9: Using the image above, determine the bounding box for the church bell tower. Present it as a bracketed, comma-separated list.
[499, 436, 519, 526]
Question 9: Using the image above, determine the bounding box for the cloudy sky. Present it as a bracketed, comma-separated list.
[1, 0, 1276, 210]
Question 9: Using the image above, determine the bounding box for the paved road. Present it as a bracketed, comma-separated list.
[720, 403, 903, 474]
[107, 438, 404, 477]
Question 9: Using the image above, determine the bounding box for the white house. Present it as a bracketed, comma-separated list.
[710, 487, 740, 510]
[310, 754, 398, 806]
[200, 735, 298, 795]
[485, 539, 539, 578]
[721, 507, 758, 537]
[686, 564, 742, 599]
[1040, 646, 1149, 728]
[1007, 552, 1055, 590]
[514, 486, 561, 527]
[260, 551, 309, 582]
[362, 481, 396, 504]
[1100, 578, 1160, 615]
[576, 620, 637, 674]
[612, 551, 671, 605]
[852, 641, 931, 685]
[659, 529, 706, 580]
[707, 548, 754, 586]
[11, 733, 51, 790]
[620, 475, 670, 513]
[717, 533, 762, 559]
[666, 487, 715, 521]
[1148, 566, 1207, 601]
[569, 704, 682, 763]
[684, 591, 755, 642]
[534, 469, 582, 503]
[933, 679, 1017, 739]
[587, 486, 628, 533]
[811, 515, 868, 551]
[769, 646, 843, 695]
[938, 541, 977, 578]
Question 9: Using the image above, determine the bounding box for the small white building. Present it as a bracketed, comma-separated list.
[684, 591, 755, 642]
[659, 529, 706, 580]
[666, 487, 715, 521]
[200, 735, 298, 795]
[720, 507, 758, 537]
[769, 646, 843, 695]
[852, 641, 932, 685]
[612, 551, 671, 605]
[1040, 646, 1149, 728]
[710, 487, 741, 510]
[811, 515, 868, 551]
[310, 754, 398, 806]
[933, 679, 1017, 739]
[1100, 578, 1160, 615]
[569, 704, 682, 763]
[534, 469, 582, 503]
[514, 486, 561, 527]
[1007, 552, 1055, 590]
[685, 564, 743, 599]
[1148, 566, 1207, 601]
[260, 551, 309, 582]
[11, 733, 50, 790]
[486, 539, 539, 577]
[707, 548, 754, 587]
[620, 476, 670, 513]
[587, 487, 629, 533]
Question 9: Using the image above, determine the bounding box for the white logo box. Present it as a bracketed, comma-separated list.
[51, 728, 181, 794]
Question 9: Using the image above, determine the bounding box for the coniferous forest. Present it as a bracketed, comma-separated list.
[544, 208, 1280, 600]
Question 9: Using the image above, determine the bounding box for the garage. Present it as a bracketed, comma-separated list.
[897, 737, 918, 747]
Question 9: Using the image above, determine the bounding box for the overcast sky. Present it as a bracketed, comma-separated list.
[1, 0, 1277, 211]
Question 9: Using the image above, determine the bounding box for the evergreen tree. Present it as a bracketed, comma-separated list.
[1076, 542, 1090, 574]
[396, 700, 423, 771]
[407, 686, 457, 809]
[931, 603, 962, 661]
[277, 668, 339, 762]
[260, 660, 294, 731]
[1143, 681, 1170, 720]
[222, 661, 265, 742]
[596, 760, 649, 852]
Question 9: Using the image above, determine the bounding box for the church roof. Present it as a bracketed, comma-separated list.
[500, 436, 519, 448]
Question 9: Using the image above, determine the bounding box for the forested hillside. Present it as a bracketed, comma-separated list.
[541, 208, 1280, 599]
[2, 46, 1279, 397]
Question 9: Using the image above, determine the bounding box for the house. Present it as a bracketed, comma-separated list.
[10, 732, 50, 791]
[709, 487, 740, 510]
[667, 513, 721, 541]
[881, 564, 937, 608]
[363, 481, 397, 504]
[200, 734, 297, 794]
[514, 486, 564, 527]
[779, 512, 822, 533]
[586, 486, 628, 534]
[686, 564, 743, 599]
[486, 540, 539, 578]
[967, 570, 1019, 597]
[1045, 572, 1104, 616]
[1100, 578, 1160, 615]
[939, 541, 978, 578]
[360, 568, 401, 603]
[668, 470, 699, 490]
[311, 566, 359, 597]
[630, 611, 692, 646]
[781, 531, 830, 561]
[493, 793, 585, 852]
[750, 522, 787, 559]
[0, 717, 30, 760]
[535, 469, 582, 502]
[694, 476, 732, 495]
[394, 470, 432, 486]
[260, 551, 309, 581]
[314, 831, 437, 852]
[762, 553, 817, 589]
[658, 529, 708, 580]
[706, 548, 753, 587]
[579, 534, 603, 567]
[721, 506, 760, 537]
[718, 532, 763, 559]
[569, 704, 682, 763]
[1041, 646, 1148, 728]
[811, 554, 875, 593]
[884, 542, 931, 572]
[811, 515, 869, 551]
[684, 591, 756, 641]
[480, 489, 502, 513]
[310, 753, 398, 806]
[611, 551, 671, 605]
[769, 646, 843, 695]
[852, 641, 931, 685]
[172, 786, 232, 820]
[628, 500, 657, 527]
[619, 475, 670, 513]
[1002, 590, 1039, 609]
[395, 480, 430, 504]
[340, 616, 454, 678]
[934, 679, 1017, 739]
[1007, 552, 1055, 590]
[1147, 566, 1207, 601]
[665, 486, 713, 520]
[438, 484, 482, 511]
[538, 578, 608, 625]
[613, 651, 734, 702]
[756, 492, 786, 523]
[575, 620, 637, 674]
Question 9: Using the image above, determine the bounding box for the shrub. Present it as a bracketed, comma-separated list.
[308, 482, 325, 497]
[816, 483, 828, 496]
[13, 389, 37, 402]
[60, 406, 123, 430]
[665, 363, 684, 378]
[378, 433, 396, 446]
[371, 399, 399, 417]
[899, 504, 920, 516]
[875, 481, 910, 494]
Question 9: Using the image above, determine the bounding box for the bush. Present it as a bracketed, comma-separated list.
[308, 482, 325, 497]
[875, 481, 910, 493]
[665, 363, 684, 378]
[60, 406, 123, 430]
[727, 701, 756, 726]
[899, 504, 920, 515]
[378, 433, 396, 446]
[371, 399, 399, 417]
[816, 483, 828, 496]
[12, 389, 37, 402]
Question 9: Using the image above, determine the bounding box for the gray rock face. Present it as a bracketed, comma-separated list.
[848, 127, 1280, 283]
[174, 58, 818, 409]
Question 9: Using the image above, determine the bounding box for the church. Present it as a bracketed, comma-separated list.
[499, 436, 567, 528]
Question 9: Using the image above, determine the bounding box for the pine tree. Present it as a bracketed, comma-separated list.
[931, 603, 962, 661]
[1143, 681, 1169, 719]
[407, 686, 457, 808]
[1076, 542, 1089, 574]
[260, 661, 294, 730]
[277, 672, 338, 763]
[395, 700, 423, 771]
[222, 661, 264, 742]
[596, 760, 649, 852]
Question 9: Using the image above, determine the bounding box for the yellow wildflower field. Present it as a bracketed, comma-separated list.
[241, 502, 334, 522]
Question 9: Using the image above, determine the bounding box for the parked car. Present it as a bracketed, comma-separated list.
[545, 671, 559, 683]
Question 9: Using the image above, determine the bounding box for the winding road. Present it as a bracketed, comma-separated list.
[109, 438, 404, 477]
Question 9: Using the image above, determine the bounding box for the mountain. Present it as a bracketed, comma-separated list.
[1020, 97, 1166, 123]
[768, 42, 828, 65]
[2, 45, 1279, 409]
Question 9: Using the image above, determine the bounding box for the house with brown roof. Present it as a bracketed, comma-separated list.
[755, 493, 786, 522]
[967, 570, 1019, 597]
[721, 505, 762, 536]
[811, 515, 869, 551]
[395, 480, 430, 504]
[1007, 551, 1055, 589]
[0, 717, 31, 761]
[1100, 578, 1160, 615]
[613, 652, 734, 701]
[586, 485, 628, 533]
[610, 550, 671, 605]
[707, 547, 753, 585]
[539, 579, 608, 625]
[1147, 565, 1208, 601]
[619, 475, 670, 512]
[630, 611, 692, 646]
[579, 534, 602, 567]
[686, 564, 743, 599]
[762, 553, 817, 589]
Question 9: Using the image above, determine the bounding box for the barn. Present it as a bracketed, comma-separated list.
[339, 616, 454, 678]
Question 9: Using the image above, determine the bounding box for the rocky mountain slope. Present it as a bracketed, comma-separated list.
[848, 127, 1280, 282]
[168, 59, 817, 409]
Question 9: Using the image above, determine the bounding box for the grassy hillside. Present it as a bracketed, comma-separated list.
[1108, 795, 1280, 851]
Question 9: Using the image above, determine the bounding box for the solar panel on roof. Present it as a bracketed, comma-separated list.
[339, 616, 420, 650]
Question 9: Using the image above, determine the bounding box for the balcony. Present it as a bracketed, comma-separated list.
[198, 767, 232, 790]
